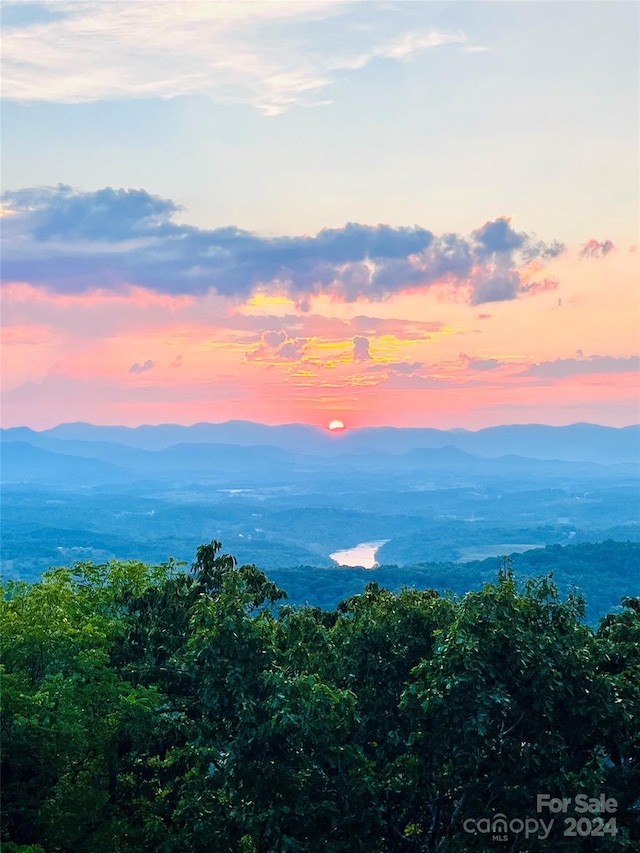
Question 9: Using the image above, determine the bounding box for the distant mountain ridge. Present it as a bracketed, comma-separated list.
[4, 436, 632, 487]
[0, 441, 128, 484]
[2, 420, 638, 464]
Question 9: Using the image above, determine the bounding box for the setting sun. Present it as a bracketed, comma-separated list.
[328, 420, 345, 431]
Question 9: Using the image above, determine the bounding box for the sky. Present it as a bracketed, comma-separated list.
[1, 0, 638, 430]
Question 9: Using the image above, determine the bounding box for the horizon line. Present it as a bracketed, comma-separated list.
[2, 419, 639, 434]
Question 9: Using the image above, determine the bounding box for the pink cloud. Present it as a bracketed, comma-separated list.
[580, 239, 614, 258]
[352, 335, 371, 362]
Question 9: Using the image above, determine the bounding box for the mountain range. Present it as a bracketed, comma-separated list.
[1, 421, 638, 486]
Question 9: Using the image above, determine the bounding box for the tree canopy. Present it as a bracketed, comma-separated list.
[2, 543, 639, 851]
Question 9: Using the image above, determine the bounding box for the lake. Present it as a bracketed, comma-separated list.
[329, 540, 390, 569]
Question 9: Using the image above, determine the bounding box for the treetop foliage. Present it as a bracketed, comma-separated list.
[2, 541, 639, 851]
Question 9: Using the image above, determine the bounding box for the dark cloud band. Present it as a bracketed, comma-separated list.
[2, 185, 565, 305]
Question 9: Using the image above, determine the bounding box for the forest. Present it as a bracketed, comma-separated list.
[267, 540, 640, 625]
[2, 542, 639, 852]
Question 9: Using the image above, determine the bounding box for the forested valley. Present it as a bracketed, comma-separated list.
[2, 541, 639, 852]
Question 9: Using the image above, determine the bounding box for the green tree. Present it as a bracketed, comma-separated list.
[2, 545, 639, 852]
[400, 571, 633, 850]
[1, 560, 170, 851]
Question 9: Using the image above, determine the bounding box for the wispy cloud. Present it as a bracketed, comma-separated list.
[129, 359, 155, 374]
[1, 186, 565, 306]
[463, 356, 504, 371]
[518, 355, 639, 379]
[366, 361, 423, 375]
[580, 239, 615, 259]
[1, 1, 466, 114]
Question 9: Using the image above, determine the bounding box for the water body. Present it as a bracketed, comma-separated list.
[330, 540, 390, 569]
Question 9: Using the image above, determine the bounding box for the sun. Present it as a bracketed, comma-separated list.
[328, 419, 345, 431]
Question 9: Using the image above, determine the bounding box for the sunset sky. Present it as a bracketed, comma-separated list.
[1, 0, 638, 430]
